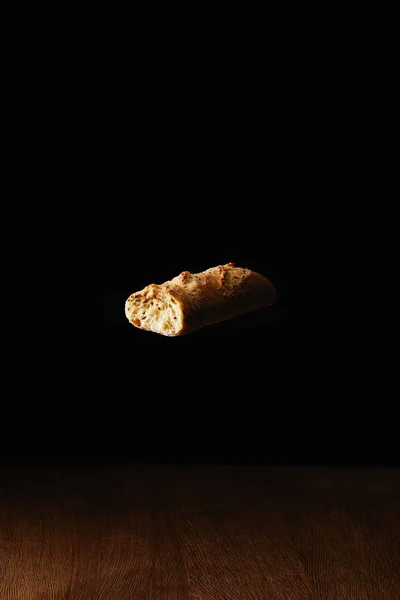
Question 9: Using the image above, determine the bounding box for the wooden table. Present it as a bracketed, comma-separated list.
[1, 464, 399, 599]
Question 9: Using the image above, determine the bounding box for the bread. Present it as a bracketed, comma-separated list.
[125, 262, 277, 336]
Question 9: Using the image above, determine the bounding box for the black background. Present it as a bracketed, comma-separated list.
[95, 42, 294, 466]
[5, 26, 396, 468]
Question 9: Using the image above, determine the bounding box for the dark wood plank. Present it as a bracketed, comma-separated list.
[0, 465, 399, 599]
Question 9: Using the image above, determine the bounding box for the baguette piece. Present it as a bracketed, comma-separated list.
[125, 262, 277, 337]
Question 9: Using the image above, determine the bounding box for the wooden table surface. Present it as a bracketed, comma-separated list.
[0, 464, 399, 599]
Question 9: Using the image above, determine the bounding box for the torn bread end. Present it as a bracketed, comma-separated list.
[125, 286, 184, 336]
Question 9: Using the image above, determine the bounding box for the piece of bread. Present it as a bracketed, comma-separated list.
[125, 262, 277, 337]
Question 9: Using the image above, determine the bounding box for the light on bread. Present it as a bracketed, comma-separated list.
[125, 263, 276, 336]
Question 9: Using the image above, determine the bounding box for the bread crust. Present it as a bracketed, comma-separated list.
[125, 262, 277, 336]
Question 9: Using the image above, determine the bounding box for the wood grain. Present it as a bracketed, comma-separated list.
[0, 465, 399, 599]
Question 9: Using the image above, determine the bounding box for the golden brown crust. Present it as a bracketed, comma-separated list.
[125, 263, 277, 336]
